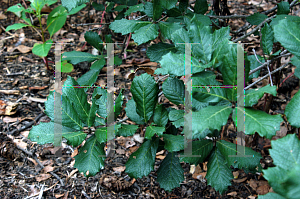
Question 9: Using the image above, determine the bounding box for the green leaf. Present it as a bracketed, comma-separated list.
[217, 140, 262, 171]
[125, 138, 159, 178]
[29, 122, 78, 145]
[206, 148, 233, 194]
[258, 193, 286, 199]
[194, 0, 208, 15]
[61, 0, 89, 12]
[291, 56, 300, 79]
[158, 22, 183, 40]
[132, 23, 159, 45]
[179, 139, 213, 165]
[62, 131, 86, 147]
[172, 118, 184, 128]
[125, 3, 144, 16]
[155, 52, 205, 76]
[77, 69, 100, 88]
[87, 93, 98, 127]
[109, 19, 150, 35]
[169, 109, 184, 121]
[166, 7, 182, 17]
[7, 4, 24, 17]
[114, 5, 127, 12]
[262, 135, 300, 198]
[47, 5, 67, 37]
[45, 91, 84, 130]
[190, 14, 211, 27]
[153, 105, 168, 127]
[179, 0, 189, 12]
[62, 76, 90, 124]
[246, 13, 267, 25]
[261, 23, 274, 55]
[163, 134, 184, 152]
[90, 57, 105, 70]
[212, 26, 230, 51]
[68, 3, 86, 15]
[95, 127, 107, 143]
[270, 15, 300, 27]
[6, 23, 29, 32]
[157, 152, 184, 191]
[116, 124, 139, 137]
[160, 0, 177, 10]
[192, 72, 228, 104]
[152, 0, 163, 21]
[218, 47, 237, 101]
[145, 126, 165, 139]
[274, 19, 300, 59]
[146, 43, 176, 62]
[244, 84, 277, 107]
[30, 0, 46, 14]
[74, 135, 105, 177]
[131, 73, 159, 123]
[269, 134, 300, 170]
[189, 23, 212, 63]
[171, 28, 190, 53]
[233, 107, 283, 139]
[192, 106, 232, 139]
[125, 99, 145, 125]
[144, 2, 153, 18]
[277, 1, 290, 15]
[162, 77, 185, 105]
[84, 31, 103, 51]
[32, 39, 52, 57]
[281, 165, 300, 199]
[285, 90, 300, 128]
[60, 60, 74, 73]
[62, 51, 100, 64]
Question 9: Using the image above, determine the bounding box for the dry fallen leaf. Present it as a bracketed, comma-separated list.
[233, 177, 247, 183]
[113, 166, 126, 173]
[43, 165, 55, 173]
[16, 45, 32, 53]
[0, 12, 7, 20]
[35, 173, 51, 182]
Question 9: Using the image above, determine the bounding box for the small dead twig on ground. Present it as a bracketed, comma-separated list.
[16, 145, 64, 186]
[9, 112, 45, 135]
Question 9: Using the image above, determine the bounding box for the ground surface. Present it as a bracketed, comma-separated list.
[0, 0, 300, 198]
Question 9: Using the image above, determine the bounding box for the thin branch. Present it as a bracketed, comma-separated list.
[252, 49, 263, 64]
[16, 145, 64, 186]
[72, 22, 111, 27]
[9, 112, 45, 135]
[208, 14, 249, 19]
[233, 15, 276, 43]
[249, 52, 292, 75]
[245, 63, 290, 90]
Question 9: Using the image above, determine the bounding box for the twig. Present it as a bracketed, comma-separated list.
[9, 112, 45, 135]
[252, 48, 273, 86]
[117, 117, 129, 124]
[16, 145, 64, 186]
[249, 52, 292, 75]
[38, 184, 44, 199]
[208, 14, 249, 19]
[72, 22, 110, 27]
[278, 72, 294, 88]
[252, 49, 263, 64]
[245, 62, 290, 90]
[233, 15, 276, 43]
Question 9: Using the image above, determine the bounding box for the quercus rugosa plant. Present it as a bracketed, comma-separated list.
[25, 0, 300, 195]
